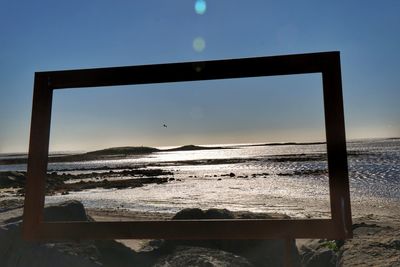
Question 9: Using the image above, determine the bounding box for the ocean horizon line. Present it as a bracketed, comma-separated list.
[1, 136, 399, 156]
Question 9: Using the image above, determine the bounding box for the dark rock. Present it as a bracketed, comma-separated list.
[164, 208, 301, 267]
[44, 200, 88, 222]
[235, 211, 289, 220]
[299, 245, 315, 266]
[304, 248, 337, 267]
[0, 201, 101, 267]
[153, 246, 253, 267]
[0, 171, 26, 188]
[298, 239, 339, 267]
[229, 172, 235, 177]
[0, 222, 102, 267]
[277, 173, 291, 176]
[173, 208, 205, 220]
[54, 177, 168, 193]
[389, 239, 400, 250]
[172, 208, 234, 221]
[94, 239, 159, 267]
[0, 201, 163, 267]
[204, 208, 234, 219]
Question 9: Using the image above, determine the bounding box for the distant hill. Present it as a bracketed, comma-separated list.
[165, 145, 227, 152]
[245, 141, 326, 147]
[85, 146, 160, 156]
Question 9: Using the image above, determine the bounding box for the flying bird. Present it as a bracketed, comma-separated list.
[163, 124, 167, 128]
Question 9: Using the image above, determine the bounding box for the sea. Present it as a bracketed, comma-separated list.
[1, 138, 399, 218]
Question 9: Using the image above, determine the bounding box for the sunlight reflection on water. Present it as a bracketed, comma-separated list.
[4, 139, 398, 218]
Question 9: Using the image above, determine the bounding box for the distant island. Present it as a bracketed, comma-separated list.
[0, 144, 229, 165]
[87, 144, 227, 155]
[243, 141, 326, 147]
[0, 142, 331, 165]
[163, 144, 227, 152]
[85, 146, 160, 156]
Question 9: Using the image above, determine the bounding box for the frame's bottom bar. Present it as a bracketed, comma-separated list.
[29, 219, 352, 241]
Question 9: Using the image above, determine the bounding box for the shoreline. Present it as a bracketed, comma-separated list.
[3, 191, 399, 222]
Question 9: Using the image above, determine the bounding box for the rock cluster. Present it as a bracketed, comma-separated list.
[149, 208, 301, 267]
[1, 201, 360, 267]
[0, 169, 172, 196]
[0, 200, 160, 267]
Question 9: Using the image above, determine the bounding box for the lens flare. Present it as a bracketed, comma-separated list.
[195, 0, 207, 15]
[193, 37, 206, 52]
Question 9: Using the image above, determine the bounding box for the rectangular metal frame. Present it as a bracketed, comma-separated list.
[22, 51, 352, 240]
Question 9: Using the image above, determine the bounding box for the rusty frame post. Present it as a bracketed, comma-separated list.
[22, 74, 53, 239]
[22, 51, 352, 241]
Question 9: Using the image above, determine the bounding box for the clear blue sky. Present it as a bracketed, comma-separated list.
[0, 0, 399, 153]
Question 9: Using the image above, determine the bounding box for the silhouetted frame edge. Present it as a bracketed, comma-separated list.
[22, 51, 352, 240]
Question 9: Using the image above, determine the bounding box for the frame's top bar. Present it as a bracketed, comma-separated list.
[38, 51, 340, 89]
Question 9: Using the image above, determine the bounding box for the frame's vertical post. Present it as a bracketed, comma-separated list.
[322, 52, 353, 238]
[22, 74, 53, 240]
[283, 239, 293, 267]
